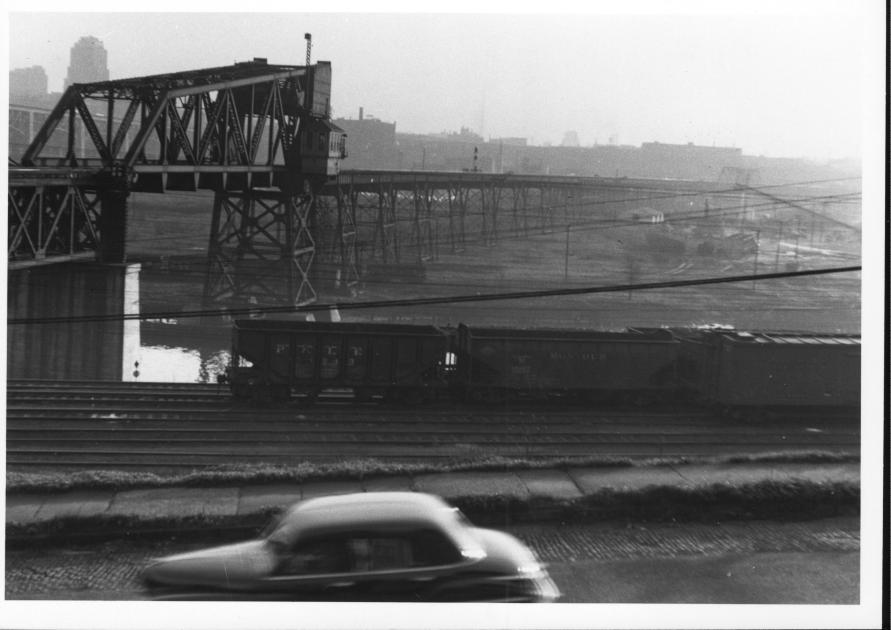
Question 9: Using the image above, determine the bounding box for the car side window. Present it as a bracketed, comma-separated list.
[276, 529, 464, 576]
[345, 529, 461, 572]
[409, 529, 463, 566]
[348, 536, 413, 572]
[276, 536, 351, 575]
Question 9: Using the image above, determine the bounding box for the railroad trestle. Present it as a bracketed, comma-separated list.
[9, 60, 755, 313]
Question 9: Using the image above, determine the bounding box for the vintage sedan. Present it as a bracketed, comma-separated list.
[140, 492, 560, 602]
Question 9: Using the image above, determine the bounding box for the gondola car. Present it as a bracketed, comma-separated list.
[455, 324, 680, 404]
[229, 319, 452, 402]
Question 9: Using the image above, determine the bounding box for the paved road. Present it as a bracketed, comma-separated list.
[5, 517, 858, 603]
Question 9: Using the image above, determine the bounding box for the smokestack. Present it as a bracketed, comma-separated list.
[359, 107, 364, 121]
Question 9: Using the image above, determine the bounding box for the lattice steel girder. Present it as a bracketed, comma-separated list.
[203, 188, 317, 309]
[19, 61, 320, 193]
[8, 181, 102, 269]
[334, 192, 360, 287]
[309, 192, 359, 290]
[509, 186, 529, 236]
[447, 185, 468, 252]
[333, 169, 735, 196]
[410, 182, 435, 262]
[373, 182, 399, 263]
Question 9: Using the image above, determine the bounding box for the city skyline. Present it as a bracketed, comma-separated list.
[6, 4, 884, 162]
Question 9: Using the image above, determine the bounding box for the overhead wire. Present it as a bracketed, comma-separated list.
[7, 264, 861, 325]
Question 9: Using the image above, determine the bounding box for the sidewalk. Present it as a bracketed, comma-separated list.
[7, 462, 860, 529]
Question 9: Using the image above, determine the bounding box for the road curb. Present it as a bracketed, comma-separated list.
[6, 478, 859, 548]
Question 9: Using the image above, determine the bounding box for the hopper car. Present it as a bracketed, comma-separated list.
[455, 324, 680, 404]
[227, 319, 860, 415]
[673, 328, 860, 416]
[229, 319, 452, 403]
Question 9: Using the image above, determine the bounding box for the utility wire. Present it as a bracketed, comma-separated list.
[8, 265, 860, 325]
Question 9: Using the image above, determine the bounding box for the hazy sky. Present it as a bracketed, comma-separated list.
[4, 3, 883, 160]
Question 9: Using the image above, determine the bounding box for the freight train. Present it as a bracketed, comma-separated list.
[227, 319, 861, 415]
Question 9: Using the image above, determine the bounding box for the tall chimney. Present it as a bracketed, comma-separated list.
[359, 107, 364, 121]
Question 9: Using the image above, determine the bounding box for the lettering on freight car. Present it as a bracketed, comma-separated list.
[347, 345, 364, 367]
[547, 352, 604, 361]
[511, 355, 533, 376]
[274, 344, 289, 354]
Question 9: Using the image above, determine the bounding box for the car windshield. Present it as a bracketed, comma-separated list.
[451, 507, 473, 527]
[260, 511, 286, 539]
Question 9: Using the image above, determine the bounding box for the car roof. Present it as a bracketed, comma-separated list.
[267, 492, 478, 550]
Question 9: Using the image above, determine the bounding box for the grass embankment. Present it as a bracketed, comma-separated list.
[6, 451, 859, 546]
[7, 478, 858, 548]
[7, 450, 858, 495]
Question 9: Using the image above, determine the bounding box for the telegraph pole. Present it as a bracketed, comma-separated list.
[752, 229, 760, 290]
[564, 224, 571, 281]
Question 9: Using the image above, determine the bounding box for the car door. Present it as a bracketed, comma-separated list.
[260, 534, 360, 601]
[343, 528, 472, 601]
[261, 528, 477, 601]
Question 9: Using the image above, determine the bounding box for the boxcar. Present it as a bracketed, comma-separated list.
[229, 319, 453, 402]
[455, 324, 680, 403]
[687, 330, 861, 413]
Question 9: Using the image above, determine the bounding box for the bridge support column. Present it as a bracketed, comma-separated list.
[203, 187, 317, 312]
[98, 183, 129, 263]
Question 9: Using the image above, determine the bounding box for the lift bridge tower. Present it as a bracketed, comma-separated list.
[9, 38, 347, 311]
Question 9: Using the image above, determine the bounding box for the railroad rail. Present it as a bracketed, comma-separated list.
[6, 380, 860, 472]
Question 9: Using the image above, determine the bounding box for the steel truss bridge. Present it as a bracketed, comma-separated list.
[9, 60, 757, 310]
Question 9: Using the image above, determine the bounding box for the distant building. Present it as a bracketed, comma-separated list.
[9, 66, 58, 159]
[639, 141, 743, 180]
[10, 66, 48, 101]
[491, 137, 528, 147]
[65, 36, 109, 87]
[561, 131, 580, 147]
[333, 108, 398, 169]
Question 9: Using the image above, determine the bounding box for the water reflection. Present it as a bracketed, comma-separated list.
[128, 345, 230, 383]
[7, 263, 141, 381]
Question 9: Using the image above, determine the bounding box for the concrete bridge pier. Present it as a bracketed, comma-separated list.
[7, 263, 141, 381]
[97, 178, 130, 264]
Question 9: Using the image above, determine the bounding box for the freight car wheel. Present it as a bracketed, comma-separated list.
[251, 384, 273, 405]
[484, 389, 506, 405]
[632, 392, 655, 407]
[399, 388, 424, 406]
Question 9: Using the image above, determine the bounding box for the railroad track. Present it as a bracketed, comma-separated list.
[6, 380, 860, 472]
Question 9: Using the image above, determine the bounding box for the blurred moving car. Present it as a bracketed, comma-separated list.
[140, 492, 560, 602]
